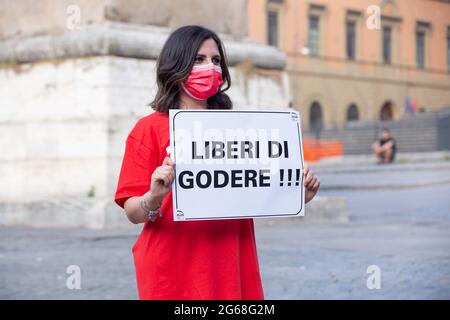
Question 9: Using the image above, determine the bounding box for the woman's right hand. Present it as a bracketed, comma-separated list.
[149, 156, 175, 202]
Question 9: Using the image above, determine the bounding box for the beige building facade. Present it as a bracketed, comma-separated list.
[248, 0, 450, 132]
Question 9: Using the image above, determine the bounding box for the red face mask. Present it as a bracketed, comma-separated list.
[182, 63, 224, 100]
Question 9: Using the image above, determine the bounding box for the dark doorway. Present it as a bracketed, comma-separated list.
[380, 102, 393, 121]
[347, 104, 359, 122]
[309, 101, 323, 138]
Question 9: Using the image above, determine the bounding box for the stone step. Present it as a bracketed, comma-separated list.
[304, 109, 450, 155]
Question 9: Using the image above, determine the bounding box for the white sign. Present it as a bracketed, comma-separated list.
[169, 110, 305, 221]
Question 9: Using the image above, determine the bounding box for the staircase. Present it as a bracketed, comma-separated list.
[304, 108, 450, 155]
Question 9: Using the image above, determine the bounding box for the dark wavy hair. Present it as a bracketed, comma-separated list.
[149, 25, 232, 112]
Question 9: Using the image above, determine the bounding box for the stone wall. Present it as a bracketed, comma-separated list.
[0, 22, 291, 228]
[0, 0, 247, 40]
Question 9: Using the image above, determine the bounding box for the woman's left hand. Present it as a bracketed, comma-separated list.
[304, 165, 320, 204]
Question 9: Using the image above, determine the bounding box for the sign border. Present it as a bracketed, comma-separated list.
[170, 110, 305, 221]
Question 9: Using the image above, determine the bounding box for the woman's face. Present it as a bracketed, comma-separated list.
[194, 38, 221, 66]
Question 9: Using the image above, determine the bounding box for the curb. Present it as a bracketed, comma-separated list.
[319, 179, 450, 191]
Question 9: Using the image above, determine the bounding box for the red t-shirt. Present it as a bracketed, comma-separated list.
[115, 111, 264, 300]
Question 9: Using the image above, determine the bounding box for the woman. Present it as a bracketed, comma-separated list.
[115, 25, 320, 300]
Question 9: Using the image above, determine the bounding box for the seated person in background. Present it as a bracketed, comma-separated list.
[371, 128, 396, 164]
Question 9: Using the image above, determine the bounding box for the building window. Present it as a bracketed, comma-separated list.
[382, 25, 392, 64]
[415, 21, 431, 69]
[346, 20, 356, 60]
[347, 104, 359, 121]
[267, 11, 279, 47]
[416, 30, 425, 69]
[308, 15, 320, 55]
[447, 27, 450, 72]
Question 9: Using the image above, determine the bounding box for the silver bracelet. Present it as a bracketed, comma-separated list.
[140, 196, 162, 222]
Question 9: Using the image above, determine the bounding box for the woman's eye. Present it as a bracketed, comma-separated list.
[194, 56, 203, 64]
[212, 57, 221, 65]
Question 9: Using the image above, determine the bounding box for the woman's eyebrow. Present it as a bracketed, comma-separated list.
[196, 54, 221, 58]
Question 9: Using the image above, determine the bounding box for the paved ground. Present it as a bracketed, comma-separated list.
[1, 157, 449, 299]
[258, 183, 450, 299]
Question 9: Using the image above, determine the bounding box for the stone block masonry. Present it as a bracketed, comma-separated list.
[0, 23, 296, 228]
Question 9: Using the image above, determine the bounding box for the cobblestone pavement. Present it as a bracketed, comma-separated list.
[1, 160, 449, 299]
